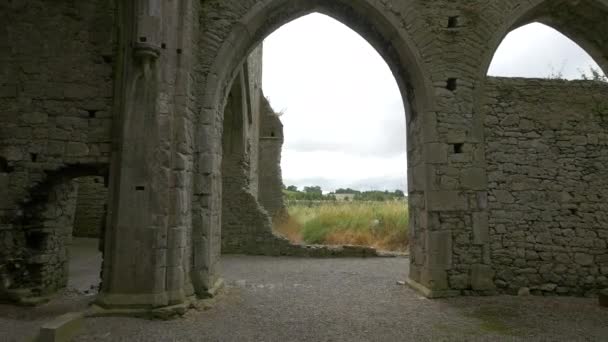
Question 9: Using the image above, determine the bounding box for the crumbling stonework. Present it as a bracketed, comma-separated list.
[484, 78, 608, 296]
[0, 0, 114, 302]
[258, 96, 288, 221]
[0, 0, 607, 314]
[73, 177, 107, 238]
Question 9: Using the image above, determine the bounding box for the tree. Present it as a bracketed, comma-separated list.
[394, 190, 405, 198]
[304, 186, 322, 195]
[286, 185, 298, 192]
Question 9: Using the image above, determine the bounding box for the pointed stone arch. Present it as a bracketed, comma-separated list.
[481, 0, 608, 79]
[192, 0, 435, 297]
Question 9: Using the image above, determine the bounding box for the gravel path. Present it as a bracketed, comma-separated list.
[78, 256, 606, 342]
[2, 255, 607, 341]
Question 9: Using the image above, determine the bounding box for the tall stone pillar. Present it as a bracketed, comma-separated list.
[97, 0, 178, 309]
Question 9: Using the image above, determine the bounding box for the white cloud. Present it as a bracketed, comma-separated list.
[262, 17, 605, 193]
[263, 13, 407, 192]
[488, 23, 605, 79]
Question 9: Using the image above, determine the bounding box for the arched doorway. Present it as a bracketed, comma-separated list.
[192, 0, 433, 297]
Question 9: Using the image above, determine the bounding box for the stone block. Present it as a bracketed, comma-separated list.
[66, 142, 89, 157]
[574, 253, 594, 266]
[420, 267, 449, 292]
[473, 211, 489, 245]
[38, 312, 83, 342]
[427, 230, 452, 268]
[471, 264, 496, 291]
[461, 168, 487, 190]
[0, 84, 17, 98]
[427, 191, 468, 211]
[410, 164, 427, 191]
[493, 190, 515, 204]
[425, 143, 448, 164]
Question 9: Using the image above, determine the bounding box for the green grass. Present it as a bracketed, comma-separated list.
[274, 201, 409, 252]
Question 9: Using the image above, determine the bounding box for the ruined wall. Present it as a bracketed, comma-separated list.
[17, 180, 79, 297]
[220, 47, 295, 255]
[0, 0, 606, 309]
[0, 0, 115, 299]
[257, 96, 287, 220]
[73, 177, 107, 238]
[484, 78, 608, 296]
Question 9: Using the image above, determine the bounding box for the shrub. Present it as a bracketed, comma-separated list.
[274, 201, 409, 252]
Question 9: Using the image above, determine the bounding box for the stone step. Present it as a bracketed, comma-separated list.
[37, 312, 83, 342]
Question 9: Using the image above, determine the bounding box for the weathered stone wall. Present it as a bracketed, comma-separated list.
[257, 96, 287, 220]
[484, 77, 608, 296]
[220, 47, 295, 255]
[19, 180, 79, 297]
[0, 0, 115, 300]
[73, 177, 108, 238]
[1, 0, 607, 311]
[194, 0, 608, 299]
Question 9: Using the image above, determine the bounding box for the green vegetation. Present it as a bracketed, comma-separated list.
[275, 201, 409, 252]
[283, 185, 406, 202]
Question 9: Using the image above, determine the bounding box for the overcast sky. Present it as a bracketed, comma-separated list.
[262, 15, 605, 193]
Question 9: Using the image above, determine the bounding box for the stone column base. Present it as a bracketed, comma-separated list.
[406, 277, 460, 298]
[89, 295, 197, 320]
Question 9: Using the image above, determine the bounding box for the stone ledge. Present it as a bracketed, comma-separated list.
[405, 277, 460, 299]
[87, 299, 193, 320]
[87, 292, 224, 320]
[37, 312, 83, 342]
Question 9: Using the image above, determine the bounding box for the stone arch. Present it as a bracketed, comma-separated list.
[192, 0, 433, 296]
[202, 0, 432, 120]
[481, 0, 608, 79]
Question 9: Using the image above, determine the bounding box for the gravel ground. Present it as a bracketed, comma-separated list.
[2, 255, 607, 342]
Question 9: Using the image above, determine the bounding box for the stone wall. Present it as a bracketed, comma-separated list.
[1, 0, 607, 311]
[484, 77, 608, 296]
[220, 48, 296, 255]
[73, 177, 108, 238]
[0, 0, 115, 300]
[257, 96, 288, 220]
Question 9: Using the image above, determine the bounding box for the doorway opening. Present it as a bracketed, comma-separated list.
[263, 14, 408, 253]
[219, 13, 410, 256]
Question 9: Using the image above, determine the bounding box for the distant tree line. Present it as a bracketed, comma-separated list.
[283, 185, 406, 202]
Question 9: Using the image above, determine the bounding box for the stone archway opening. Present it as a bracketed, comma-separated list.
[217, 11, 415, 258]
[70, 175, 107, 296]
[191, 0, 434, 297]
[259, 13, 408, 253]
[488, 22, 606, 80]
[482, 14, 608, 296]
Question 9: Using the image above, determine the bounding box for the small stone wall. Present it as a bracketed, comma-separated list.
[484, 77, 608, 296]
[73, 177, 107, 238]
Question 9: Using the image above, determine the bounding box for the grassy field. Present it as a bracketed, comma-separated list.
[274, 201, 409, 252]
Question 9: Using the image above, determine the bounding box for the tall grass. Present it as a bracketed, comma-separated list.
[274, 201, 409, 252]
